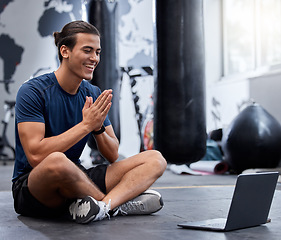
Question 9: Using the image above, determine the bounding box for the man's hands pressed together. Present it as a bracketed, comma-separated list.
[82, 89, 113, 132]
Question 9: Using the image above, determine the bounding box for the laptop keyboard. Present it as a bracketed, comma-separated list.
[203, 223, 225, 228]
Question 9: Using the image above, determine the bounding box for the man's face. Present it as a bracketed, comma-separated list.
[66, 33, 101, 81]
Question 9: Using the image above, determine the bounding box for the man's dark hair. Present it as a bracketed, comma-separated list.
[53, 20, 100, 62]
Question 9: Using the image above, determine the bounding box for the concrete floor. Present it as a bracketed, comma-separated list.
[1, 162, 281, 240]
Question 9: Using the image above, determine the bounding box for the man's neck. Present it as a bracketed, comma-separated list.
[54, 66, 82, 95]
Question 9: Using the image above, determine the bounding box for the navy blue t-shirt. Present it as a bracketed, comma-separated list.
[12, 72, 111, 181]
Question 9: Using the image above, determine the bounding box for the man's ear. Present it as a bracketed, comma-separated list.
[60, 45, 69, 59]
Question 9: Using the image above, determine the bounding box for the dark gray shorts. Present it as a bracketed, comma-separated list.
[12, 164, 108, 218]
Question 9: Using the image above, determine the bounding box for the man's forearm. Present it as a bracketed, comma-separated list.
[94, 128, 119, 163]
[21, 121, 91, 167]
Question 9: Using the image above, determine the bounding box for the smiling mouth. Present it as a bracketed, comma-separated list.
[85, 64, 94, 70]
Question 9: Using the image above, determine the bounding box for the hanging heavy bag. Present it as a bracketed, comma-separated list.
[154, 0, 206, 164]
[87, 0, 121, 153]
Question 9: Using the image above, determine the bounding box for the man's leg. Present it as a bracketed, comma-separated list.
[28, 152, 105, 208]
[102, 150, 167, 210]
[27, 150, 166, 222]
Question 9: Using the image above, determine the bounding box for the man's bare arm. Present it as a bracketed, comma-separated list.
[94, 125, 119, 163]
[18, 90, 114, 167]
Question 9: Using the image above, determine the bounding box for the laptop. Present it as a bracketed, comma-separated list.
[178, 172, 279, 232]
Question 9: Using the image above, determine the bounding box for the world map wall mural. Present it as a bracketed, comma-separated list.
[0, 0, 154, 159]
[0, 0, 82, 95]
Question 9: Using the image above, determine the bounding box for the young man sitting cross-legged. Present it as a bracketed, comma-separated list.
[12, 20, 167, 224]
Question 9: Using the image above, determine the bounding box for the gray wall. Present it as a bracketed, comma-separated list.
[249, 71, 281, 123]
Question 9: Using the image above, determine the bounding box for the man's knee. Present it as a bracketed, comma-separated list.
[44, 152, 68, 167]
[146, 150, 167, 176]
[40, 152, 77, 181]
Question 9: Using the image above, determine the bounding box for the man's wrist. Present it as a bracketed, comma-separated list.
[92, 125, 105, 135]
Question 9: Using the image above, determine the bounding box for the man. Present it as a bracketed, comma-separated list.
[12, 20, 167, 224]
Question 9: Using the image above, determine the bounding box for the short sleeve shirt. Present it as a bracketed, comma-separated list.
[12, 72, 111, 181]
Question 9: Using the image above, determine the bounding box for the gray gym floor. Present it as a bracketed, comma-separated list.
[1, 161, 281, 240]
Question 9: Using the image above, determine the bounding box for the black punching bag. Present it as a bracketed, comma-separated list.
[87, 0, 120, 140]
[222, 104, 281, 173]
[154, 0, 206, 164]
